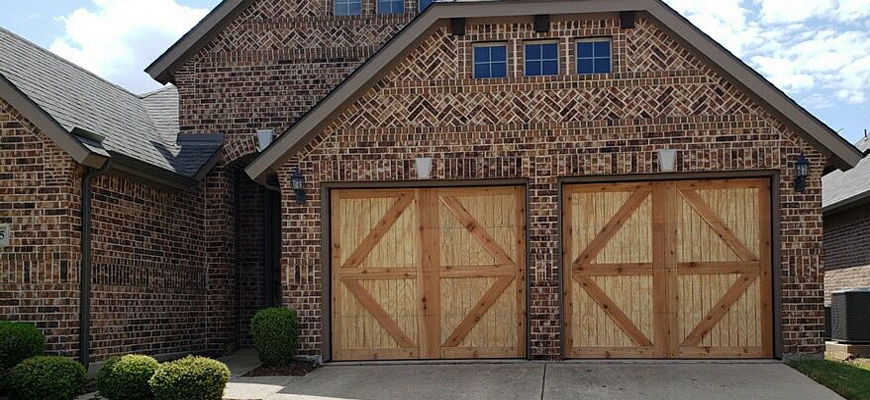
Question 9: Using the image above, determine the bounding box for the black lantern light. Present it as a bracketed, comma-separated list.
[794, 153, 809, 193]
[290, 167, 307, 204]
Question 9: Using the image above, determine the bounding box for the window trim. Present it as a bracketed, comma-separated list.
[334, 0, 362, 16]
[377, 0, 405, 14]
[575, 37, 613, 75]
[523, 40, 561, 77]
[472, 42, 509, 80]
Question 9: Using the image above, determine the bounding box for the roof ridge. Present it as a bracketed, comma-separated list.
[139, 85, 176, 99]
[0, 26, 142, 100]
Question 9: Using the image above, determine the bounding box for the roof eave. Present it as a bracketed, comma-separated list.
[146, 0, 255, 84]
[240, 0, 862, 181]
[0, 74, 108, 168]
[108, 151, 200, 191]
[824, 191, 870, 216]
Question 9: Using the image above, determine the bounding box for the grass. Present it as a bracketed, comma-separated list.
[789, 359, 870, 400]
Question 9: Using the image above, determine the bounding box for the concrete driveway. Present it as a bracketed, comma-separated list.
[223, 361, 844, 400]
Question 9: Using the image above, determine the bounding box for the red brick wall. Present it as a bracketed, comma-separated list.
[1, 97, 217, 362]
[174, 0, 417, 164]
[87, 175, 210, 361]
[274, 17, 828, 359]
[0, 98, 82, 358]
[823, 206, 870, 303]
[172, 0, 422, 353]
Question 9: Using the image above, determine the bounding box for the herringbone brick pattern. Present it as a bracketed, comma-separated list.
[283, 17, 826, 359]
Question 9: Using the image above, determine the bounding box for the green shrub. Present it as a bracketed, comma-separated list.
[0, 322, 45, 369]
[250, 308, 299, 366]
[149, 356, 229, 400]
[7, 356, 86, 400]
[0, 366, 8, 396]
[96, 355, 159, 400]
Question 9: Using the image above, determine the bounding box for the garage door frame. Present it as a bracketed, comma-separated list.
[320, 179, 531, 362]
[558, 171, 782, 360]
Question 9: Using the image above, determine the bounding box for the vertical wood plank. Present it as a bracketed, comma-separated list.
[417, 189, 440, 359]
[652, 183, 668, 358]
[331, 191, 344, 360]
[664, 182, 680, 358]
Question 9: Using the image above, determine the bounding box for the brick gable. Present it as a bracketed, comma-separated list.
[277, 16, 826, 359]
[175, 0, 417, 164]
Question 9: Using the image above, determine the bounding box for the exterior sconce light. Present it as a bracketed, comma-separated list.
[657, 149, 677, 172]
[415, 157, 433, 180]
[290, 167, 307, 204]
[794, 153, 809, 193]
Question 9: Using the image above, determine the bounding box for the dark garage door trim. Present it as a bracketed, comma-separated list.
[557, 170, 782, 360]
[320, 179, 531, 362]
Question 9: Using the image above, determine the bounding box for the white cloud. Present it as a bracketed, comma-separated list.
[801, 93, 836, 109]
[835, 0, 870, 21]
[666, 0, 870, 107]
[49, 0, 209, 93]
[754, 30, 870, 101]
[664, 0, 762, 57]
[757, 0, 836, 24]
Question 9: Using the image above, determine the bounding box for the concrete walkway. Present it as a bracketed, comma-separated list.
[221, 357, 844, 400]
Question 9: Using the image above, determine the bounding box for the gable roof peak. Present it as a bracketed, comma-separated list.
[241, 0, 862, 181]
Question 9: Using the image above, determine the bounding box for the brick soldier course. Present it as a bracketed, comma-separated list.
[0, 0, 864, 367]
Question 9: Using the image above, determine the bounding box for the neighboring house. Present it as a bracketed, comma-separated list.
[823, 135, 870, 304]
[0, 0, 863, 368]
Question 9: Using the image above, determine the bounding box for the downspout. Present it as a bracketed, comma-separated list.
[79, 160, 113, 368]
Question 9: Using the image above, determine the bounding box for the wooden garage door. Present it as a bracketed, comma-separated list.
[563, 178, 773, 359]
[331, 186, 526, 361]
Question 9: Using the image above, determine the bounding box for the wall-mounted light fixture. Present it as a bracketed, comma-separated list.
[794, 153, 809, 193]
[290, 167, 307, 204]
[415, 157, 433, 180]
[657, 149, 677, 172]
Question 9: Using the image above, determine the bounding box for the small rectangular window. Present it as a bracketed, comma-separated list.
[577, 39, 611, 74]
[378, 0, 404, 14]
[419, 0, 435, 11]
[525, 42, 559, 77]
[335, 0, 361, 16]
[473, 44, 508, 79]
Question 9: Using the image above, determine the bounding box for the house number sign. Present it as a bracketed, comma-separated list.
[0, 224, 9, 247]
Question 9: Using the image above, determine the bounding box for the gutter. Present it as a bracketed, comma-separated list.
[79, 160, 114, 368]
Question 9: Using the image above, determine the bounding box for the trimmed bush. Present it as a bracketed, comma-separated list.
[250, 308, 299, 366]
[0, 322, 45, 369]
[149, 356, 229, 400]
[96, 355, 159, 400]
[7, 356, 86, 400]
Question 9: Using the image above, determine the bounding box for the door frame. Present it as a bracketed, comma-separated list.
[320, 179, 531, 362]
[557, 170, 782, 360]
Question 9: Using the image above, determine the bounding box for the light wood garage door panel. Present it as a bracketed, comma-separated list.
[332, 186, 526, 361]
[564, 179, 772, 359]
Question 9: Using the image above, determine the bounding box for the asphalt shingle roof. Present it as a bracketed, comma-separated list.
[823, 136, 870, 209]
[0, 26, 221, 179]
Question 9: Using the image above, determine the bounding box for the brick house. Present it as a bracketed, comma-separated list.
[823, 136, 870, 304]
[0, 0, 863, 368]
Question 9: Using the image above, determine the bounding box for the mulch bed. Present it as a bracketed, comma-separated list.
[243, 361, 316, 377]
